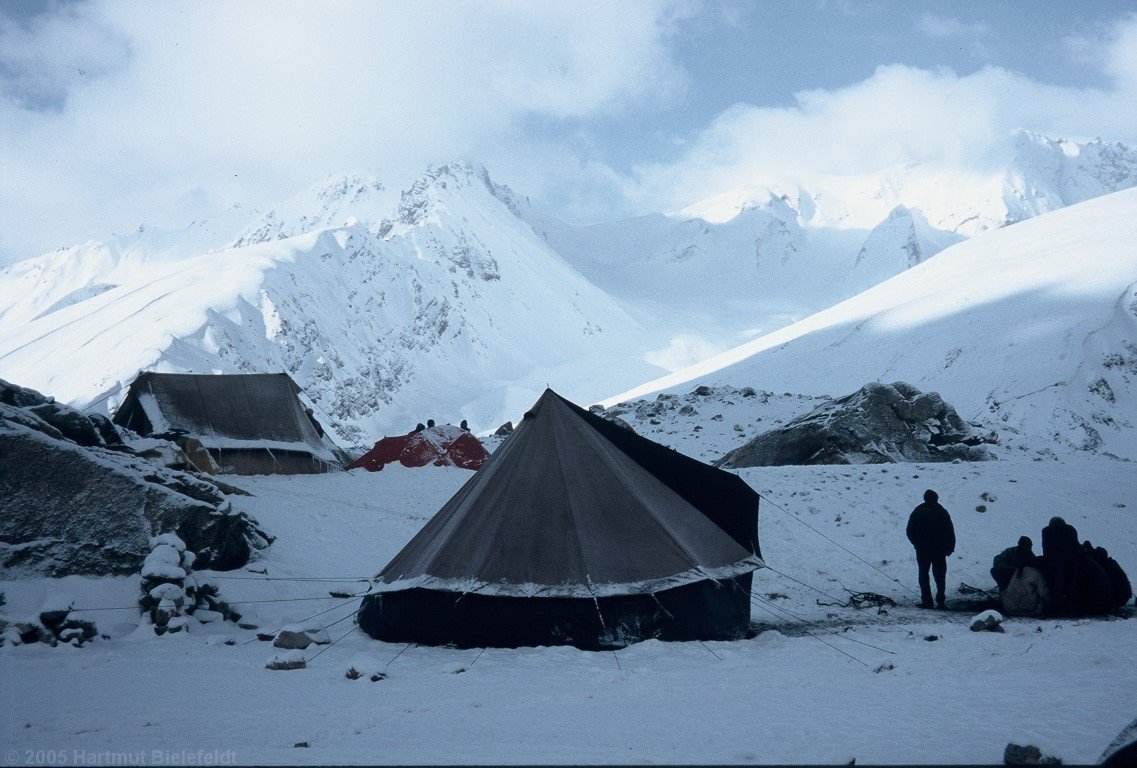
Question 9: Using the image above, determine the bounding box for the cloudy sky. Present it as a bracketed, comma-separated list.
[2, 0, 1135, 263]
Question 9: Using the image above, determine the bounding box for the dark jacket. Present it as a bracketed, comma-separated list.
[1041, 519, 1079, 564]
[1077, 555, 1114, 615]
[992, 544, 1035, 591]
[1093, 547, 1133, 609]
[906, 502, 956, 557]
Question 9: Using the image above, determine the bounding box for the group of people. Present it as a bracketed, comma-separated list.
[905, 490, 1132, 617]
[990, 517, 1132, 616]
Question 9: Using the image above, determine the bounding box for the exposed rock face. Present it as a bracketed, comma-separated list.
[0, 379, 272, 577]
[717, 381, 994, 468]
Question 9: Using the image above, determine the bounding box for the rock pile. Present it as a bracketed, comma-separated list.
[139, 534, 241, 635]
[1, 593, 99, 648]
[718, 381, 995, 467]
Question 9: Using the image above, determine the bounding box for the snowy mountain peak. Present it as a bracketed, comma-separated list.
[1003, 130, 1137, 222]
[854, 205, 921, 268]
[386, 161, 527, 232]
[230, 172, 392, 248]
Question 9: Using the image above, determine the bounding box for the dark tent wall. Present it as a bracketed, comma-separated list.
[114, 372, 344, 475]
[568, 394, 761, 559]
[359, 573, 753, 650]
[359, 389, 764, 649]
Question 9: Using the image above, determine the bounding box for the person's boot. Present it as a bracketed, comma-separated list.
[936, 597, 946, 609]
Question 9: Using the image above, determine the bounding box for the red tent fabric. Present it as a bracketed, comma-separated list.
[348, 425, 489, 472]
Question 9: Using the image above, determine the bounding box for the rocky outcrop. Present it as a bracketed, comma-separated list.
[717, 381, 994, 467]
[0, 379, 272, 577]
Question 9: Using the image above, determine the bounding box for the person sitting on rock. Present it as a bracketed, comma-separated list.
[1089, 544, 1133, 609]
[906, 489, 956, 609]
[1077, 541, 1115, 616]
[991, 536, 1036, 592]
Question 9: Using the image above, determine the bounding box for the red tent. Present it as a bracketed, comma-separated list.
[348, 425, 489, 472]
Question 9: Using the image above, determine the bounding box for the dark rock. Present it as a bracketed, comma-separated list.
[1004, 742, 1062, 765]
[16, 623, 40, 644]
[39, 609, 71, 630]
[56, 619, 97, 645]
[693, 385, 713, 396]
[29, 403, 104, 446]
[494, 421, 514, 436]
[88, 414, 122, 446]
[717, 381, 995, 468]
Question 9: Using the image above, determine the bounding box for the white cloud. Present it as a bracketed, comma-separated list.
[0, 0, 687, 261]
[628, 13, 1137, 212]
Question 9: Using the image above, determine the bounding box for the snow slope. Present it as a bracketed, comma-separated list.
[0, 163, 659, 448]
[608, 187, 1137, 459]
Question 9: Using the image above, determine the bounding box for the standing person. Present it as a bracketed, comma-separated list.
[1041, 516, 1080, 614]
[906, 489, 956, 609]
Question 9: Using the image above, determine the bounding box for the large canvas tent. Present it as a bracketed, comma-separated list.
[358, 389, 763, 649]
[113, 372, 345, 475]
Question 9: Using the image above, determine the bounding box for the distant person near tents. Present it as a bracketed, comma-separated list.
[1041, 516, 1080, 614]
[991, 536, 1036, 592]
[906, 489, 956, 609]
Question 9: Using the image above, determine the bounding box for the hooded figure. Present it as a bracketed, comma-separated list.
[1041, 517, 1080, 614]
[906, 489, 956, 609]
[1076, 551, 1114, 615]
[1091, 545, 1133, 609]
[991, 536, 1035, 592]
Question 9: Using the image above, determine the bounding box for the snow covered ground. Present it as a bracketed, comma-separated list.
[3, 454, 1134, 765]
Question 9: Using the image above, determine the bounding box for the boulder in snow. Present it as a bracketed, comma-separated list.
[273, 630, 315, 650]
[717, 381, 994, 467]
[969, 610, 1005, 633]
